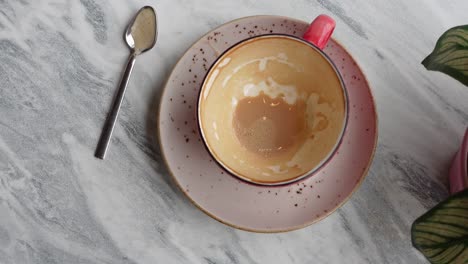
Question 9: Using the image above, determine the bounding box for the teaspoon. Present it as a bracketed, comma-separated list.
[95, 6, 157, 159]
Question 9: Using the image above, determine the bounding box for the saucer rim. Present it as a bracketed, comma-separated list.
[157, 15, 378, 233]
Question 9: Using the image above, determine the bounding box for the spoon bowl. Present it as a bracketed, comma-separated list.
[126, 6, 157, 54]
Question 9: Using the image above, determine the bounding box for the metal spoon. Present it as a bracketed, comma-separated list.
[95, 6, 157, 159]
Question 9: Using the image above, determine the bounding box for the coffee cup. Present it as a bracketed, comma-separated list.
[198, 15, 348, 185]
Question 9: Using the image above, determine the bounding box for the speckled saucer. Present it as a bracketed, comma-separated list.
[158, 15, 377, 232]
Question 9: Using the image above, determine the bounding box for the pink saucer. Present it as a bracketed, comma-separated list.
[158, 15, 377, 232]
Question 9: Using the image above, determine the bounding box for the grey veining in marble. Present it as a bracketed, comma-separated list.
[1, 0, 468, 263]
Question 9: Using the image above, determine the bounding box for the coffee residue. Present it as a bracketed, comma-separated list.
[233, 93, 307, 157]
[199, 36, 345, 183]
[131, 8, 156, 53]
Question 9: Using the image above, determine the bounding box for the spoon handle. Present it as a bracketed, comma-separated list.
[95, 53, 137, 159]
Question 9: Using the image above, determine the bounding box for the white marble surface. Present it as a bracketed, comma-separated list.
[1, 0, 468, 263]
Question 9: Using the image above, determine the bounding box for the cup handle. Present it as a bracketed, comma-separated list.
[302, 14, 336, 50]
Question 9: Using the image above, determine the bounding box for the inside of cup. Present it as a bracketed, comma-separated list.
[198, 35, 347, 185]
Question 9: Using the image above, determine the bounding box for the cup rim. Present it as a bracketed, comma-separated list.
[197, 33, 349, 186]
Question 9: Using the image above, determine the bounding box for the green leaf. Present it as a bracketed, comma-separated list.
[422, 25, 468, 87]
[411, 189, 468, 264]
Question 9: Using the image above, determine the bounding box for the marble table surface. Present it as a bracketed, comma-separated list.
[1, 0, 468, 263]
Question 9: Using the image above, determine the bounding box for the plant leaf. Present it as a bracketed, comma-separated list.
[422, 25, 468, 87]
[411, 189, 468, 264]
